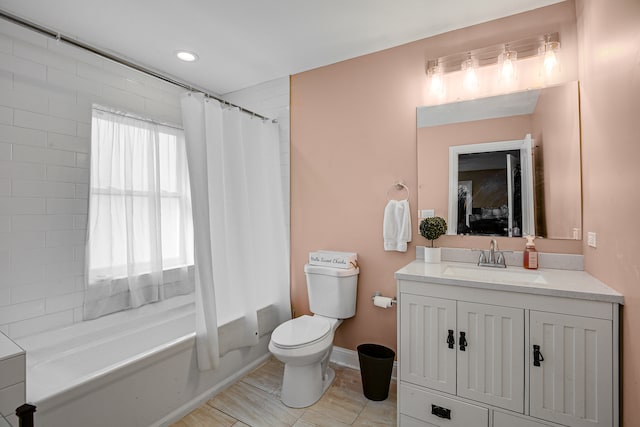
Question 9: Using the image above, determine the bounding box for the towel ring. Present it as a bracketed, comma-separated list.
[387, 182, 409, 201]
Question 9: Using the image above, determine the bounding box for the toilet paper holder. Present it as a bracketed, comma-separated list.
[372, 292, 397, 306]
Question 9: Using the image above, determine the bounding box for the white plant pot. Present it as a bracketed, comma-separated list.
[423, 247, 442, 263]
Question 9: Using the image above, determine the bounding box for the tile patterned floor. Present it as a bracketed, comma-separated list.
[171, 357, 397, 427]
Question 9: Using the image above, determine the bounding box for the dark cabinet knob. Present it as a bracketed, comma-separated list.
[533, 344, 544, 366]
[446, 329, 455, 349]
[459, 331, 468, 351]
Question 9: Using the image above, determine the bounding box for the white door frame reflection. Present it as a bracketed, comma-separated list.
[448, 135, 534, 236]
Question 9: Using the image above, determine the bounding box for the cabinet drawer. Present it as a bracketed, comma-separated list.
[400, 413, 439, 426]
[493, 411, 556, 427]
[400, 383, 488, 426]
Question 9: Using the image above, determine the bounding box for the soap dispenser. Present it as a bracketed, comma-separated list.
[523, 235, 538, 270]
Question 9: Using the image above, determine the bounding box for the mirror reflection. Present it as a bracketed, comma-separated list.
[417, 81, 581, 240]
[450, 137, 534, 237]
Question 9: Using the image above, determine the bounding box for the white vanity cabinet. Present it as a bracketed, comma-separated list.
[529, 312, 612, 427]
[396, 261, 622, 427]
[400, 296, 524, 413]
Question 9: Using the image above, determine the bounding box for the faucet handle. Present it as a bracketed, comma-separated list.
[477, 251, 486, 265]
[496, 251, 507, 267]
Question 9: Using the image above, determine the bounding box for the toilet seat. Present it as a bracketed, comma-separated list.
[270, 315, 332, 350]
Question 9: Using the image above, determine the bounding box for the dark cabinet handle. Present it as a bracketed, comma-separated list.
[533, 344, 544, 366]
[446, 329, 455, 349]
[431, 404, 451, 419]
[459, 331, 467, 351]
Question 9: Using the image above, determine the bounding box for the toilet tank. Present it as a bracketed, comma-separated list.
[304, 264, 359, 319]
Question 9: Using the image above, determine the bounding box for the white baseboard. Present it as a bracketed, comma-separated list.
[330, 345, 398, 380]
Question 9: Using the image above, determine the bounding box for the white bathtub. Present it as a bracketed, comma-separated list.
[15, 294, 280, 427]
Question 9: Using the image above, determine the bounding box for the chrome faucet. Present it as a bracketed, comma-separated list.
[477, 239, 506, 268]
[488, 239, 497, 263]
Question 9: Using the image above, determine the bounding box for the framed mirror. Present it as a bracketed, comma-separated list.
[417, 81, 581, 240]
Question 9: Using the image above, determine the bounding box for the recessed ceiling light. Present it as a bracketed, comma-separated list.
[176, 51, 199, 62]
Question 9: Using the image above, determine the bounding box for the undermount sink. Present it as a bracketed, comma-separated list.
[442, 264, 548, 285]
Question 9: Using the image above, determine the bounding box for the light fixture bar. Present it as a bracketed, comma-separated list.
[426, 33, 559, 74]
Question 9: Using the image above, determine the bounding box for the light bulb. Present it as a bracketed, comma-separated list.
[430, 72, 443, 94]
[427, 62, 445, 97]
[540, 40, 560, 76]
[464, 67, 477, 90]
[462, 57, 478, 92]
[502, 59, 514, 79]
[499, 49, 517, 83]
[544, 48, 557, 75]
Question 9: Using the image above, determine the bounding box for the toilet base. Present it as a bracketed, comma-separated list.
[323, 366, 336, 392]
[281, 365, 336, 408]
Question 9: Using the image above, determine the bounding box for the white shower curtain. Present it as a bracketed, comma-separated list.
[181, 93, 290, 370]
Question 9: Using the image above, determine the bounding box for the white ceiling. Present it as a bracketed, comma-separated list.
[0, 0, 563, 95]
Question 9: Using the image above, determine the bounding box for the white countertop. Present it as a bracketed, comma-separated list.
[395, 260, 624, 305]
[0, 332, 24, 362]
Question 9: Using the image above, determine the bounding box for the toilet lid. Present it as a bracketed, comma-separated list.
[271, 315, 332, 349]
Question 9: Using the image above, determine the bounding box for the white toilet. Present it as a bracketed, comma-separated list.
[269, 263, 359, 408]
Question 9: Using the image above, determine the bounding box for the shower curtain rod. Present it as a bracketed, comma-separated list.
[0, 10, 276, 123]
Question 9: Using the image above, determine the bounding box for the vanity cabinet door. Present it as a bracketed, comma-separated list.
[456, 302, 525, 413]
[400, 294, 457, 394]
[530, 311, 612, 427]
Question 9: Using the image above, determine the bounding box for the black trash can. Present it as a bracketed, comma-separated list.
[357, 343, 395, 401]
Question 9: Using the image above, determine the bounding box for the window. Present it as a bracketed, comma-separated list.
[85, 107, 193, 318]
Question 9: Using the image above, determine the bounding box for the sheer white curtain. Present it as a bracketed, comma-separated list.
[85, 107, 194, 319]
[181, 93, 290, 370]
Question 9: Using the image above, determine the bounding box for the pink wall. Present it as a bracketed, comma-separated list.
[576, 0, 640, 423]
[290, 1, 579, 354]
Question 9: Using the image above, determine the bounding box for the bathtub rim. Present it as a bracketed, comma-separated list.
[16, 293, 196, 356]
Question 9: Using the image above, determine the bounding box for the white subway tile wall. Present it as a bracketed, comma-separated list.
[0, 18, 291, 339]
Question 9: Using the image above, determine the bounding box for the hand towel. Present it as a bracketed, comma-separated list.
[383, 199, 412, 252]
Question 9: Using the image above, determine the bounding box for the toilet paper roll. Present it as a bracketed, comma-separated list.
[373, 296, 393, 308]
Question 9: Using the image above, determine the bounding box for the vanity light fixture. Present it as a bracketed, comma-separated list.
[175, 50, 199, 62]
[425, 33, 560, 90]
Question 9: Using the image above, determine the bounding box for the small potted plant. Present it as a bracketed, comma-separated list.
[419, 216, 447, 263]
